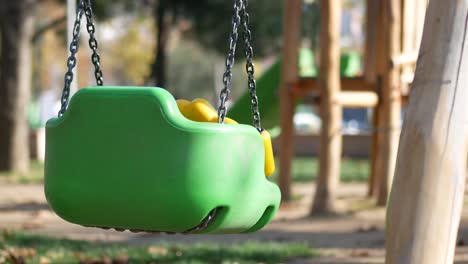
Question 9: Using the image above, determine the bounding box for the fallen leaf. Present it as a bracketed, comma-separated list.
[39, 256, 51, 264]
[147, 246, 167, 255]
[350, 250, 371, 257]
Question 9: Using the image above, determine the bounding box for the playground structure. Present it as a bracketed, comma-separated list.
[278, 0, 428, 209]
[229, 0, 428, 208]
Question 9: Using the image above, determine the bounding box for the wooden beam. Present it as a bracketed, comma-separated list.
[310, 0, 342, 215]
[386, 0, 468, 263]
[295, 77, 412, 101]
[337, 91, 378, 108]
[278, 0, 302, 202]
[375, 0, 402, 206]
[295, 77, 374, 95]
[303, 91, 379, 108]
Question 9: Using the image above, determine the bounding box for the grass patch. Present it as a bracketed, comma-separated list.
[271, 157, 369, 183]
[0, 161, 44, 184]
[0, 230, 317, 264]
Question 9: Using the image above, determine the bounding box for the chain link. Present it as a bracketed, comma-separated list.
[240, 0, 262, 132]
[59, 0, 85, 116]
[217, 0, 242, 124]
[84, 0, 104, 86]
[59, 0, 103, 116]
[217, 0, 262, 132]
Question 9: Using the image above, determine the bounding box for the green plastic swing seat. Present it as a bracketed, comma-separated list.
[45, 87, 281, 234]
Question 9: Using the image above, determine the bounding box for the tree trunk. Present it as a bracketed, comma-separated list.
[0, 0, 35, 174]
[385, 1, 468, 263]
[311, 0, 342, 215]
[148, 1, 170, 88]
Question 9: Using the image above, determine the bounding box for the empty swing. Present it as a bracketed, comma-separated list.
[44, 0, 281, 234]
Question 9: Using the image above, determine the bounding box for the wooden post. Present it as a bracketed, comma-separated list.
[375, 0, 401, 206]
[368, 100, 381, 197]
[368, 0, 386, 198]
[310, 0, 342, 214]
[386, 1, 468, 263]
[278, 0, 302, 201]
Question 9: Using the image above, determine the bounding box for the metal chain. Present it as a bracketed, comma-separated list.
[59, 0, 103, 116]
[59, 0, 85, 116]
[84, 0, 104, 86]
[217, 0, 262, 132]
[217, 0, 243, 124]
[240, 0, 262, 132]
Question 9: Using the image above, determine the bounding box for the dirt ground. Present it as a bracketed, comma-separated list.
[1, 181, 468, 263]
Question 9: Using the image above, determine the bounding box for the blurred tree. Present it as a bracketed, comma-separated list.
[166, 41, 222, 101]
[188, 0, 283, 57]
[147, 0, 170, 88]
[106, 18, 156, 85]
[302, 1, 320, 51]
[37, 0, 284, 89]
[0, 0, 36, 173]
[145, 0, 284, 89]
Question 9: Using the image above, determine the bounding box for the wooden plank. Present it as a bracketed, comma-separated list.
[278, 0, 302, 201]
[310, 0, 342, 215]
[385, 0, 468, 263]
[303, 91, 379, 108]
[338, 91, 378, 108]
[375, 0, 402, 206]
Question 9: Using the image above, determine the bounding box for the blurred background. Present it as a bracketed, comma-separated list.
[0, 0, 369, 174]
[4, 1, 466, 264]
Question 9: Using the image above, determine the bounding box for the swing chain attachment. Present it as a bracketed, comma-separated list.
[218, 0, 262, 132]
[59, 0, 103, 116]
